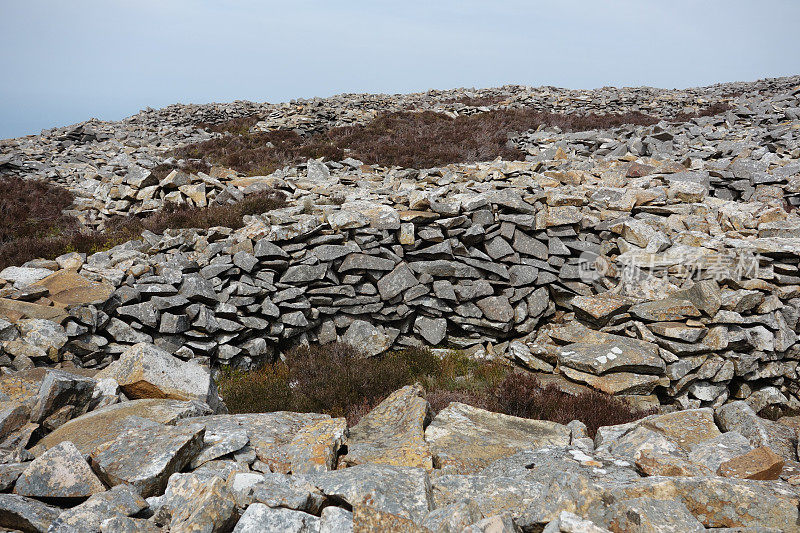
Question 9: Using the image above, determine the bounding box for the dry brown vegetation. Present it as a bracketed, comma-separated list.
[184, 103, 734, 174]
[217, 342, 655, 435]
[0, 175, 285, 270]
[179, 109, 660, 174]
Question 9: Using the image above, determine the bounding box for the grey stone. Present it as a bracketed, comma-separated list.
[234, 504, 319, 533]
[15, 440, 105, 499]
[0, 493, 61, 533]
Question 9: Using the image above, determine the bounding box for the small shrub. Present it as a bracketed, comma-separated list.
[0, 174, 285, 271]
[171, 108, 665, 173]
[671, 102, 732, 122]
[218, 342, 656, 434]
[197, 116, 261, 135]
[491, 372, 657, 438]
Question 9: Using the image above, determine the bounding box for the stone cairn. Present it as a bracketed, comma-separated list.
[1, 76, 800, 531]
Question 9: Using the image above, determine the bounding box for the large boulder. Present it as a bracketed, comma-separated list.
[425, 402, 570, 474]
[33, 398, 211, 456]
[176, 412, 345, 474]
[30, 269, 114, 307]
[95, 342, 224, 413]
[307, 464, 433, 523]
[14, 441, 105, 500]
[89, 423, 205, 497]
[49, 485, 148, 533]
[0, 493, 61, 532]
[341, 384, 433, 469]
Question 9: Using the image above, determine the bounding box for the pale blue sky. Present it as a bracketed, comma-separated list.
[1, 0, 799, 139]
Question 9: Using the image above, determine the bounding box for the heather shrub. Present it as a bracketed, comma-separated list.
[197, 116, 261, 135]
[491, 372, 657, 438]
[0, 174, 285, 270]
[172, 108, 665, 174]
[218, 342, 655, 434]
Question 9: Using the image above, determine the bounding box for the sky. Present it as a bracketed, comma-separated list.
[1, 0, 799, 140]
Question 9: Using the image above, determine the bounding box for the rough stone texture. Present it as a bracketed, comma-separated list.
[175, 412, 339, 474]
[425, 402, 570, 473]
[89, 423, 205, 497]
[717, 446, 785, 480]
[233, 504, 319, 533]
[0, 493, 61, 533]
[342, 384, 433, 469]
[307, 464, 433, 523]
[34, 398, 210, 455]
[96, 342, 223, 412]
[14, 441, 106, 499]
[49, 485, 148, 533]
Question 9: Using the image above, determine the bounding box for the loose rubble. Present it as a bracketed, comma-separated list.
[1, 76, 800, 530]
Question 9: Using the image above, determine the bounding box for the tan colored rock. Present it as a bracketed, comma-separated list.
[634, 449, 713, 477]
[33, 398, 210, 455]
[286, 417, 348, 473]
[176, 412, 341, 474]
[96, 342, 223, 412]
[717, 446, 785, 480]
[342, 384, 433, 469]
[31, 269, 113, 308]
[352, 504, 432, 533]
[0, 297, 67, 323]
[425, 402, 570, 474]
[560, 366, 668, 395]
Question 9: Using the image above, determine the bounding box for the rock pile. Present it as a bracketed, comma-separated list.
[2, 352, 800, 531]
[2, 75, 800, 530]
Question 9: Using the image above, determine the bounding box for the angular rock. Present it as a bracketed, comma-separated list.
[96, 342, 223, 412]
[377, 263, 419, 300]
[342, 384, 432, 469]
[49, 485, 148, 533]
[176, 412, 339, 474]
[342, 320, 390, 357]
[717, 446, 785, 480]
[34, 398, 209, 455]
[0, 493, 61, 533]
[557, 333, 665, 375]
[15, 441, 105, 499]
[89, 423, 205, 497]
[425, 402, 570, 473]
[233, 504, 319, 533]
[308, 464, 433, 523]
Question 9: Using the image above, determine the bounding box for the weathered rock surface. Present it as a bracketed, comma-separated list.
[425, 402, 570, 473]
[1, 78, 800, 532]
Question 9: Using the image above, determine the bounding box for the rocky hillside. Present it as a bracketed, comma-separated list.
[1, 76, 800, 531]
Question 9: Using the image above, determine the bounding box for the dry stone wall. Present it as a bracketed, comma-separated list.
[3, 76, 800, 415]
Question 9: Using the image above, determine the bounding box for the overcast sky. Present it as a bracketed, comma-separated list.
[1, 0, 799, 139]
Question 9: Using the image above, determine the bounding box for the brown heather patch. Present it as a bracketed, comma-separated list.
[671, 102, 733, 122]
[178, 108, 664, 173]
[217, 342, 655, 435]
[0, 175, 285, 271]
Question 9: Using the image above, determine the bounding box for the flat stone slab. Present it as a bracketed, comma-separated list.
[49, 485, 148, 533]
[425, 402, 570, 474]
[557, 333, 666, 376]
[628, 298, 701, 322]
[560, 366, 668, 395]
[34, 398, 210, 456]
[176, 412, 342, 474]
[305, 464, 433, 523]
[341, 384, 432, 469]
[89, 423, 205, 497]
[31, 269, 114, 307]
[0, 493, 61, 533]
[14, 441, 106, 499]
